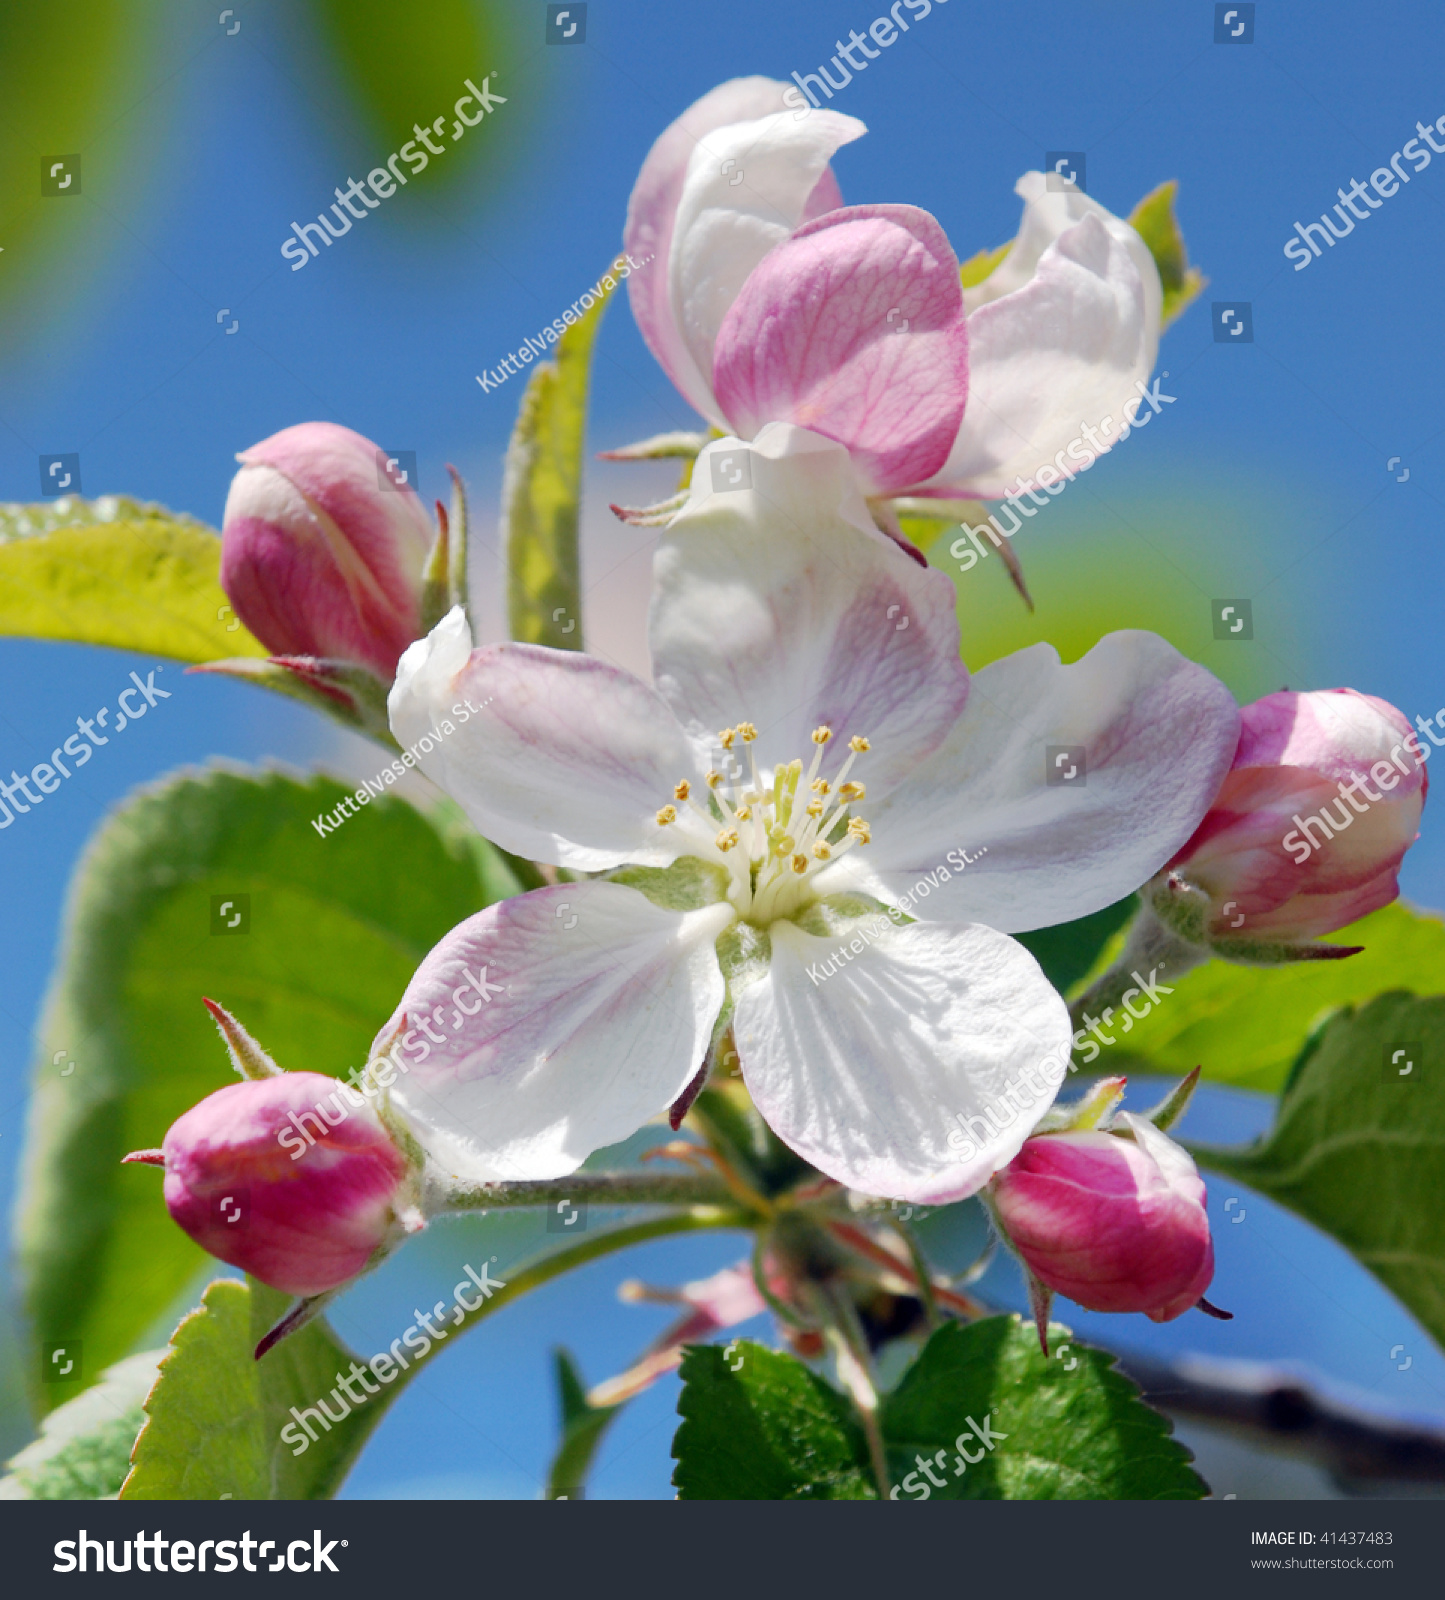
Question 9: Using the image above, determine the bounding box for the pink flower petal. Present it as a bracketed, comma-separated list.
[624, 77, 857, 424]
[713, 205, 968, 496]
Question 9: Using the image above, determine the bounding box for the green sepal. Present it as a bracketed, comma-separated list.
[1128, 180, 1208, 329]
[191, 655, 397, 746]
[608, 855, 731, 912]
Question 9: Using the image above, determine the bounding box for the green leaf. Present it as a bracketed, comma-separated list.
[121, 1278, 378, 1499]
[15, 767, 524, 1413]
[0, 1350, 160, 1500]
[883, 1318, 1205, 1499]
[309, 0, 518, 192]
[0, 496, 268, 662]
[0, 4, 153, 330]
[1014, 895, 1137, 997]
[1195, 993, 1445, 1352]
[1083, 902, 1445, 1093]
[503, 264, 619, 650]
[673, 1320, 1205, 1499]
[1128, 180, 1207, 330]
[545, 1349, 622, 1500]
[673, 1341, 874, 1500]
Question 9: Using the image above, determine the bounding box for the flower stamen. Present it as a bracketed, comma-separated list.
[659, 720, 874, 921]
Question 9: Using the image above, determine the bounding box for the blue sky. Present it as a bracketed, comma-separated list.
[2, 0, 1443, 1497]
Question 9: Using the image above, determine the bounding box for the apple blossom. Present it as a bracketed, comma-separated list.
[381, 424, 1238, 1203]
[990, 1114, 1215, 1325]
[133, 1072, 413, 1297]
[221, 421, 432, 679]
[623, 76, 1161, 501]
[1147, 688, 1427, 950]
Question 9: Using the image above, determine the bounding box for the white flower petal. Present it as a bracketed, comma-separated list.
[822, 632, 1241, 932]
[930, 179, 1163, 500]
[734, 918, 1070, 1203]
[964, 172, 1161, 322]
[390, 611, 700, 871]
[381, 883, 732, 1182]
[651, 423, 969, 793]
[670, 109, 866, 424]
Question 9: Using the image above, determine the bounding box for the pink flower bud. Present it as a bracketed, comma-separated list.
[159, 1073, 411, 1296]
[221, 422, 432, 679]
[990, 1115, 1214, 1322]
[1162, 688, 1427, 943]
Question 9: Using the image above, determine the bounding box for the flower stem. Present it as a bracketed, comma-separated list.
[434, 1171, 737, 1213]
[386, 1207, 750, 1399]
[817, 1280, 891, 1500]
[1068, 907, 1204, 1037]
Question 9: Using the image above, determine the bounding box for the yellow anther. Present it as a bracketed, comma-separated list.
[812, 841, 832, 861]
[771, 834, 796, 857]
[705, 770, 723, 789]
[735, 806, 752, 822]
[848, 818, 871, 844]
[736, 721, 758, 742]
[716, 827, 740, 853]
[811, 725, 833, 745]
[849, 735, 870, 753]
[674, 779, 691, 801]
[838, 781, 865, 802]
[791, 853, 809, 874]
[719, 727, 736, 749]
[656, 805, 677, 826]
[811, 779, 831, 795]
[805, 799, 824, 818]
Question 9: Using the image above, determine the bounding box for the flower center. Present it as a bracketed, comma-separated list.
[655, 722, 871, 924]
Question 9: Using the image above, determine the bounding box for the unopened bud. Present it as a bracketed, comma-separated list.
[152, 1072, 413, 1297]
[221, 422, 432, 679]
[990, 1114, 1214, 1323]
[1151, 688, 1427, 948]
